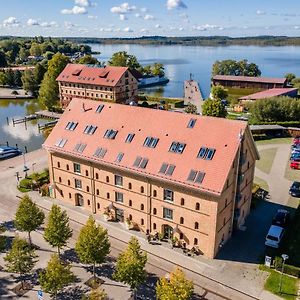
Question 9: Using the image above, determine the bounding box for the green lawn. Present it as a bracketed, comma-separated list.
[227, 87, 263, 97]
[264, 268, 298, 300]
[256, 137, 293, 146]
[254, 176, 269, 192]
[256, 148, 277, 174]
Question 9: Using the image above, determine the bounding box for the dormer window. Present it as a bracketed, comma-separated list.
[65, 121, 78, 131]
[84, 125, 97, 135]
[125, 133, 135, 143]
[187, 118, 196, 128]
[169, 142, 186, 154]
[143, 137, 159, 148]
[104, 129, 118, 139]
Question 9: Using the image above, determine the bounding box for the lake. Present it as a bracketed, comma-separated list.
[92, 44, 300, 98]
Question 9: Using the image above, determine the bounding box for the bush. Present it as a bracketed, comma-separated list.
[274, 256, 300, 278]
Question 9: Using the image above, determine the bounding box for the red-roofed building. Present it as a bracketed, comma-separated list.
[43, 98, 259, 258]
[212, 75, 287, 89]
[239, 88, 298, 102]
[56, 64, 139, 108]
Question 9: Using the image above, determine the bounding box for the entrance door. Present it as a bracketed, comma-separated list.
[163, 225, 173, 239]
[116, 208, 124, 222]
[75, 193, 84, 206]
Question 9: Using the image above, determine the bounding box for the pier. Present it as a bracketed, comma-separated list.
[35, 110, 62, 120]
[38, 120, 58, 132]
[184, 77, 204, 114]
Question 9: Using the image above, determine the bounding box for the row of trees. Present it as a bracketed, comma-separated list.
[5, 194, 194, 299]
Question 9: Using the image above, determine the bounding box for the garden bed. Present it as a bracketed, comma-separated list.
[11, 281, 32, 296]
[84, 276, 105, 289]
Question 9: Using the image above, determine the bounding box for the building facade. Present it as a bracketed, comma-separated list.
[56, 64, 138, 108]
[44, 98, 259, 258]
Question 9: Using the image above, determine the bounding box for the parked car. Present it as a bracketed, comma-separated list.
[265, 225, 284, 248]
[272, 209, 290, 228]
[290, 161, 300, 169]
[0, 146, 22, 160]
[293, 136, 300, 143]
[291, 149, 300, 155]
[290, 153, 300, 161]
[289, 181, 300, 197]
[291, 143, 300, 149]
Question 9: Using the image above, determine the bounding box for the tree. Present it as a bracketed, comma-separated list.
[113, 236, 147, 295]
[202, 99, 227, 118]
[0, 51, 7, 67]
[285, 73, 296, 85]
[151, 63, 165, 76]
[76, 54, 100, 65]
[39, 254, 74, 298]
[15, 194, 45, 246]
[109, 51, 141, 69]
[211, 85, 228, 100]
[156, 267, 194, 300]
[29, 42, 42, 56]
[184, 102, 197, 114]
[82, 288, 108, 300]
[39, 52, 69, 109]
[34, 63, 46, 84]
[75, 216, 110, 278]
[212, 59, 261, 77]
[22, 69, 38, 95]
[4, 236, 37, 289]
[44, 204, 72, 256]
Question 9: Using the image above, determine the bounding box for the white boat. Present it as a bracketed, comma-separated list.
[0, 146, 22, 160]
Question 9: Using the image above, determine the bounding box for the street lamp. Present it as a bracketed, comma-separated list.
[32, 162, 36, 173]
[279, 254, 289, 294]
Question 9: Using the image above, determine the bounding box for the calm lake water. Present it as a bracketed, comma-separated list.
[1, 44, 300, 152]
[92, 44, 300, 98]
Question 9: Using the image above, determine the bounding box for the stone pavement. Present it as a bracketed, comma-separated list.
[0, 149, 283, 300]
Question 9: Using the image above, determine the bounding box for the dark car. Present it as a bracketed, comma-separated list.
[289, 181, 300, 198]
[272, 209, 290, 228]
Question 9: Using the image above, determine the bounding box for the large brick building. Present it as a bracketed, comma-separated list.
[56, 64, 138, 108]
[43, 98, 259, 258]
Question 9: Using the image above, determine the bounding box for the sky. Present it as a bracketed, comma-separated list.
[1, 0, 300, 38]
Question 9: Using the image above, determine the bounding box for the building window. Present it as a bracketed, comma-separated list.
[181, 198, 185, 206]
[169, 142, 186, 154]
[125, 133, 135, 143]
[128, 182, 132, 190]
[59, 177, 62, 183]
[104, 129, 118, 139]
[141, 204, 144, 211]
[163, 189, 174, 202]
[97, 203, 100, 209]
[74, 163, 81, 174]
[247, 162, 250, 169]
[225, 199, 228, 207]
[141, 219, 144, 225]
[195, 222, 199, 229]
[153, 190, 157, 197]
[66, 164, 69, 171]
[67, 180, 70, 186]
[153, 208, 157, 215]
[85, 170, 89, 176]
[106, 176, 109, 183]
[180, 217, 184, 224]
[143, 137, 159, 148]
[115, 175, 123, 187]
[60, 190, 64, 197]
[140, 186, 144, 193]
[69, 193, 71, 199]
[107, 192, 110, 199]
[75, 193, 84, 206]
[75, 179, 82, 189]
[153, 223, 156, 230]
[86, 186, 90, 192]
[129, 200, 132, 206]
[163, 208, 173, 220]
[57, 162, 60, 168]
[195, 203, 200, 210]
[88, 200, 91, 206]
[223, 218, 226, 226]
[95, 173, 99, 180]
[129, 214, 132, 221]
[194, 238, 198, 245]
[96, 189, 99, 196]
[115, 192, 124, 203]
[180, 233, 184, 239]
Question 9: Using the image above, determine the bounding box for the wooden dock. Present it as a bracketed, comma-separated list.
[38, 120, 58, 132]
[184, 79, 204, 114]
[35, 110, 62, 119]
[12, 114, 37, 125]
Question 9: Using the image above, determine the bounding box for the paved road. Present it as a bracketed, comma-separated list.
[0, 149, 279, 300]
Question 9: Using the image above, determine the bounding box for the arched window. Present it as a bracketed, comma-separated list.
[153, 208, 157, 215]
[59, 177, 62, 183]
[87, 200, 90, 206]
[129, 214, 132, 221]
[195, 203, 200, 210]
[181, 198, 185, 206]
[195, 222, 199, 229]
[140, 186, 144, 193]
[57, 162, 60, 168]
[180, 217, 184, 224]
[141, 204, 144, 211]
[128, 182, 132, 190]
[107, 192, 110, 199]
[85, 170, 89, 176]
[194, 238, 198, 245]
[86, 186, 90, 192]
[75, 193, 84, 206]
[66, 164, 69, 171]
[95, 173, 99, 180]
[153, 223, 156, 230]
[153, 190, 157, 197]
[106, 176, 109, 183]
[97, 203, 100, 209]
[67, 180, 70, 186]
[141, 219, 144, 225]
[129, 200, 132, 206]
[68, 193, 71, 199]
[96, 189, 99, 196]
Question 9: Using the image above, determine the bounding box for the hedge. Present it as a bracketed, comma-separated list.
[274, 256, 300, 278]
[250, 121, 300, 127]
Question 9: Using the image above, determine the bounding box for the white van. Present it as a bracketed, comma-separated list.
[265, 225, 284, 248]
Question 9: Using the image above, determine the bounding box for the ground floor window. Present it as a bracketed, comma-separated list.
[75, 193, 84, 206]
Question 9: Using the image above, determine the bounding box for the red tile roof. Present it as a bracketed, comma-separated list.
[213, 75, 287, 84]
[43, 99, 256, 196]
[239, 88, 298, 100]
[56, 64, 132, 87]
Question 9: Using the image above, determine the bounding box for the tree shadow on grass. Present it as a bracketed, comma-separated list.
[85, 262, 115, 279]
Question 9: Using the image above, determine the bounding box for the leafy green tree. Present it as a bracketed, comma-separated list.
[29, 42, 42, 56]
[184, 102, 198, 114]
[0, 71, 7, 85]
[82, 288, 108, 300]
[109, 51, 141, 69]
[13, 70, 22, 87]
[15, 194, 45, 246]
[285, 73, 296, 85]
[22, 69, 38, 95]
[5, 69, 15, 86]
[75, 216, 110, 278]
[39, 52, 69, 109]
[151, 63, 165, 76]
[113, 236, 147, 295]
[39, 254, 74, 298]
[34, 63, 46, 84]
[44, 204, 72, 256]
[0, 51, 7, 67]
[4, 236, 37, 289]
[211, 85, 228, 100]
[212, 59, 261, 77]
[156, 267, 194, 300]
[292, 77, 300, 90]
[202, 99, 227, 118]
[76, 55, 100, 65]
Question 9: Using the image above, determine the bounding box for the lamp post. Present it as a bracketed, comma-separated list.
[279, 254, 289, 294]
[32, 162, 36, 173]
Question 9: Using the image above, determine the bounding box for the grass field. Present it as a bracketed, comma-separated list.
[256, 137, 293, 146]
[254, 176, 269, 192]
[256, 148, 278, 174]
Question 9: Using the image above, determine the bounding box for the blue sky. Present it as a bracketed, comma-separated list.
[1, 0, 300, 37]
